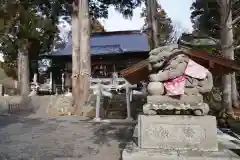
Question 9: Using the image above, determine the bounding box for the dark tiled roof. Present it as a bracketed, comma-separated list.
[51, 30, 150, 56]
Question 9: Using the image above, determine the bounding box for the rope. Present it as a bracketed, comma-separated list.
[71, 71, 91, 78]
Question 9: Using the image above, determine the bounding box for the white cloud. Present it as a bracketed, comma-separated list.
[98, 5, 144, 31]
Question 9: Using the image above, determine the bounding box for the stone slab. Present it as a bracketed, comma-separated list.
[147, 95, 203, 105]
[122, 141, 240, 160]
[143, 102, 210, 115]
[138, 115, 218, 151]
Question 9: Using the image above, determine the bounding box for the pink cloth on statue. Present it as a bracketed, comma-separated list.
[164, 75, 185, 96]
[184, 59, 209, 79]
[164, 59, 209, 96]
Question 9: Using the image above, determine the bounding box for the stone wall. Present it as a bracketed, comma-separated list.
[0, 94, 146, 119]
[0, 96, 72, 116]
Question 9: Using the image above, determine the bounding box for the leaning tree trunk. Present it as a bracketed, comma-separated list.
[75, 0, 91, 115]
[232, 72, 239, 108]
[71, 1, 80, 113]
[151, 0, 160, 48]
[219, 0, 234, 116]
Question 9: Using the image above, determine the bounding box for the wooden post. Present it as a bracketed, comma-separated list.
[61, 73, 65, 93]
[94, 83, 101, 121]
[76, 0, 91, 115]
[112, 72, 118, 86]
[55, 88, 58, 95]
[126, 84, 132, 120]
[33, 73, 37, 84]
[50, 72, 53, 93]
[32, 73, 38, 92]
[0, 84, 4, 96]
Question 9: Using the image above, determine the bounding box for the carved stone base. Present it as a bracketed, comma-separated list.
[122, 115, 239, 160]
[147, 95, 203, 105]
[138, 115, 218, 151]
[144, 95, 209, 116]
[143, 102, 209, 116]
[122, 141, 239, 160]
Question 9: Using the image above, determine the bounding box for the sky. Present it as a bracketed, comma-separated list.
[98, 0, 194, 32]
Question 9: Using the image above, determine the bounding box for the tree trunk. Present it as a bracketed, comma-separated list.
[20, 51, 30, 96]
[18, 52, 22, 92]
[146, 0, 159, 49]
[146, 0, 154, 49]
[71, 1, 80, 113]
[76, 0, 91, 115]
[151, 0, 159, 48]
[222, 75, 233, 114]
[219, 0, 234, 115]
[232, 72, 239, 108]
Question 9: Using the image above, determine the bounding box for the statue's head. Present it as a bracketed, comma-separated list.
[148, 44, 181, 69]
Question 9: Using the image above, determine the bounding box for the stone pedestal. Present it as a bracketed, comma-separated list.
[122, 115, 239, 160]
[138, 115, 218, 151]
[144, 96, 210, 116]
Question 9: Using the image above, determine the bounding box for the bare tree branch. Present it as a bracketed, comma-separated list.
[233, 7, 240, 15]
[216, 0, 223, 8]
[217, 0, 232, 26]
[224, 0, 232, 24]
[232, 16, 240, 25]
[235, 45, 240, 50]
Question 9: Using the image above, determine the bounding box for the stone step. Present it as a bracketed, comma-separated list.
[122, 141, 239, 160]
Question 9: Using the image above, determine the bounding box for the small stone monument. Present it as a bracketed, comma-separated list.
[0, 84, 4, 96]
[122, 44, 239, 160]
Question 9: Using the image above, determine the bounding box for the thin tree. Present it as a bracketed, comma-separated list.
[145, 0, 174, 48]
[72, 0, 91, 115]
[146, 0, 159, 49]
[71, 0, 144, 115]
[191, 0, 240, 116]
[216, 0, 240, 116]
[71, 0, 81, 114]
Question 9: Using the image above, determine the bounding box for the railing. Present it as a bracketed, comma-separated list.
[31, 73, 138, 121]
[90, 78, 137, 121]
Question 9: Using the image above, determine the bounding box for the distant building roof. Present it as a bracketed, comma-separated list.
[50, 30, 150, 56]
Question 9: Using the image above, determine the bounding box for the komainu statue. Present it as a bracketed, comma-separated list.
[144, 44, 213, 116]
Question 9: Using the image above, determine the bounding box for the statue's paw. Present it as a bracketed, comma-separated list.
[193, 109, 203, 116]
[149, 74, 159, 81]
[145, 110, 157, 115]
[147, 82, 164, 95]
[143, 104, 157, 115]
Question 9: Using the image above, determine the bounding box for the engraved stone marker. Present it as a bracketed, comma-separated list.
[138, 115, 218, 151]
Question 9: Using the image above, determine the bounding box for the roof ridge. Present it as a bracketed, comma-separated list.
[91, 30, 144, 37]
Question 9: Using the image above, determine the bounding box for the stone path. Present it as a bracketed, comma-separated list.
[0, 113, 134, 160]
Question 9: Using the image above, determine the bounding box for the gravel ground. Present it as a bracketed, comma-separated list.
[0, 113, 135, 160]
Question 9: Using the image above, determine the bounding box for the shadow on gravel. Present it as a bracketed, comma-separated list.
[0, 111, 44, 129]
[0, 108, 135, 160]
[91, 123, 135, 160]
[0, 96, 45, 129]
